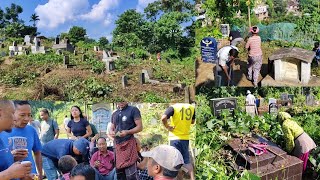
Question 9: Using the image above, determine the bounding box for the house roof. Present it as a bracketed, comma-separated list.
[269, 47, 315, 63]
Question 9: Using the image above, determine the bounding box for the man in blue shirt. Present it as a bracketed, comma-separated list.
[0, 100, 32, 180]
[0, 101, 43, 180]
[41, 138, 90, 180]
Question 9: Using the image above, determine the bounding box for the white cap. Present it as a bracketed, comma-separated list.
[141, 145, 184, 171]
[247, 90, 251, 94]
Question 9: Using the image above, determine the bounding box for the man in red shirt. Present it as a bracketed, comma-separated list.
[90, 137, 116, 180]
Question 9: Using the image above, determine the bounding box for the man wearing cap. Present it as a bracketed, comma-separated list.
[216, 45, 239, 86]
[109, 102, 143, 180]
[161, 103, 195, 180]
[142, 145, 184, 180]
[41, 137, 90, 180]
[246, 26, 263, 87]
[245, 90, 257, 116]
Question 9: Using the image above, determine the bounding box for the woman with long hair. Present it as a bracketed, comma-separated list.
[66, 106, 92, 140]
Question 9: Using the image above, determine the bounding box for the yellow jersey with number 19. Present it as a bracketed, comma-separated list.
[168, 103, 195, 140]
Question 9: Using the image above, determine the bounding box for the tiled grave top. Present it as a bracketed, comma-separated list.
[269, 47, 315, 63]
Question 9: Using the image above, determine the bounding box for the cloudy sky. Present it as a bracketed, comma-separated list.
[0, 0, 158, 40]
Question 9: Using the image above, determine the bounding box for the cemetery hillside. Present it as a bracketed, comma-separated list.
[0, 1, 196, 102]
[195, 0, 320, 88]
[196, 87, 320, 179]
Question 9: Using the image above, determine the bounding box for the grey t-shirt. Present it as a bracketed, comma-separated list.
[40, 119, 59, 144]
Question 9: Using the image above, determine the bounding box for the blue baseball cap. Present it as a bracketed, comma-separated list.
[73, 138, 90, 156]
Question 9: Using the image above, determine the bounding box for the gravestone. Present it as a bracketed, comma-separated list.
[24, 35, 31, 45]
[306, 94, 315, 106]
[269, 47, 315, 84]
[140, 73, 146, 84]
[56, 49, 62, 55]
[37, 41, 41, 47]
[63, 56, 69, 65]
[288, 94, 294, 104]
[82, 54, 86, 61]
[122, 75, 128, 88]
[245, 105, 257, 117]
[94, 46, 99, 51]
[106, 60, 115, 72]
[200, 37, 218, 63]
[280, 93, 288, 101]
[55, 37, 60, 44]
[13, 41, 17, 46]
[269, 103, 278, 115]
[9, 50, 14, 57]
[220, 24, 230, 37]
[74, 50, 77, 55]
[103, 50, 108, 59]
[210, 97, 237, 117]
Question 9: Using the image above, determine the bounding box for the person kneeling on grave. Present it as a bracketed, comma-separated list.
[277, 112, 317, 172]
[217, 45, 239, 86]
[58, 155, 78, 180]
[89, 137, 116, 180]
[141, 145, 184, 180]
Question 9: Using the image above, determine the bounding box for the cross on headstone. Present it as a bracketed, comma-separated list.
[63, 55, 69, 65]
[122, 75, 128, 88]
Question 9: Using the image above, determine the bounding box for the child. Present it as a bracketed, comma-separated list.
[245, 26, 263, 87]
[58, 155, 78, 180]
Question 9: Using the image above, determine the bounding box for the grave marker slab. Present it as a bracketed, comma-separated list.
[122, 75, 128, 88]
[24, 35, 31, 45]
[12, 41, 17, 46]
[210, 97, 237, 117]
[200, 37, 218, 63]
[106, 60, 115, 72]
[269, 103, 278, 115]
[280, 93, 288, 101]
[140, 73, 146, 84]
[220, 24, 230, 37]
[306, 94, 315, 106]
[9, 50, 14, 57]
[63, 56, 69, 65]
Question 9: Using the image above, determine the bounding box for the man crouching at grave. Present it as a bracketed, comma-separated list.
[277, 112, 317, 172]
[141, 145, 184, 180]
[217, 45, 239, 86]
[109, 102, 143, 180]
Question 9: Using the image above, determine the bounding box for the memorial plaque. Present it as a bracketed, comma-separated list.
[92, 104, 112, 133]
[288, 94, 294, 104]
[280, 93, 288, 101]
[306, 94, 315, 106]
[269, 103, 278, 115]
[220, 24, 230, 37]
[210, 97, 237, 117]
[200, 37, 218, 63]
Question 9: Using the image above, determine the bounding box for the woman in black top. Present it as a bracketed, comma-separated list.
[66, 106, 92, 140]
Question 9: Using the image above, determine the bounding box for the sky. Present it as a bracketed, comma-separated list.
[0, 0, 160, 40]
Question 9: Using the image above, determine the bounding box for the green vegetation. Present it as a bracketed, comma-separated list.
[196, 87, 320, 179]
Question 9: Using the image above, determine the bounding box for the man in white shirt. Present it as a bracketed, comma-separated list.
[245, 90, 257, 116]
[217, 45, 239, 86]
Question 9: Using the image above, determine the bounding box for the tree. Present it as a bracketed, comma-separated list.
[0, 8, 5, 28]
[4, 3, 23, 23]
[30, 13, 40, 27]
[98, 37, 109, 50]
[3, 22, 25, 37]
[68, 26, 86, 44]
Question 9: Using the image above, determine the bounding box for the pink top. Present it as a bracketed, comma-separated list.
[246, 36, 262, 57]
[90, 150, 115, 175]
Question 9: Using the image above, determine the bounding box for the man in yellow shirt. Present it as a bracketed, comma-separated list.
[161, 103, 195, 180]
